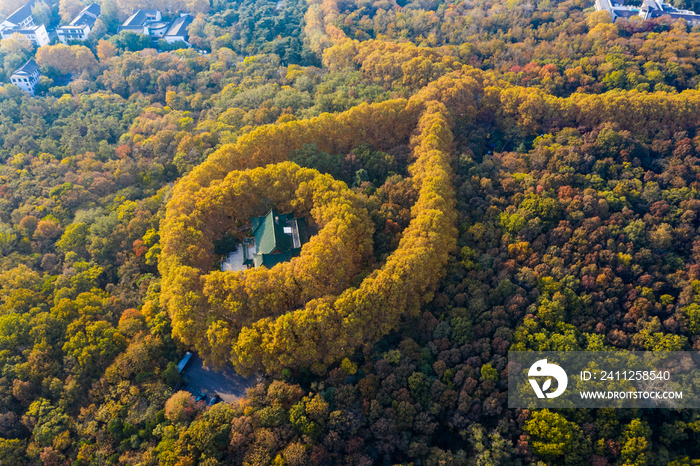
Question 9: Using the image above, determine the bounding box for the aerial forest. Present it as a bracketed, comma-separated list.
[2, 0, 700, 464]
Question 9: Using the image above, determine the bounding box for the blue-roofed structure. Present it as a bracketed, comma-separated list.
[177, 351, 193, 373]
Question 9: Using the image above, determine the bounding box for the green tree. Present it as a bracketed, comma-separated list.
[56, 222, 89, 257]
[30, 1, 52, 26]
[22, 399, 70, 448]
[0, 439, 26, 466]
[62, 321, 127, 379]
[524, 410, 591, 465]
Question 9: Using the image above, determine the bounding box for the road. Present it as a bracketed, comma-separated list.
[181, 353, 258, 403]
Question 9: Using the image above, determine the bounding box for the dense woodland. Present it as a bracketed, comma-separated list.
[2, 0, 700, 465]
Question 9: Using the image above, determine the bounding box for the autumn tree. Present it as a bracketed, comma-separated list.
[0, 34, 33, 54]
[59, 0, 83, 23]
[0, 0, 25, 15]
[96, 40, 117, 62]
[36, 44, 98, 75]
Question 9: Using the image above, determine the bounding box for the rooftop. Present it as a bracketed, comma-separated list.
[252, 210, 295, 256]
[82, 3, 101, 17]
[66, 3, 101, 27]
[10, 25, 45, 34]
[133, 9, 160, 15]
[597, 0, 700, 20]
[4, 0, 37, 26]
[145, 21, 169, 29]
[249, 210, 308, 268]
[165, 14, 193, 37]
[122, 9, 160, 27]
[58, 23, 91, 31]
[69, 12, 97, 28]
[121, 11, 145, 27]
[12, 59, 39, 77]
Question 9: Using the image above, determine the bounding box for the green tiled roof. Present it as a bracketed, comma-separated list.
[253, 250, 293, 268]
[249, 210, 309, 268]
[251, 210, 294, 255]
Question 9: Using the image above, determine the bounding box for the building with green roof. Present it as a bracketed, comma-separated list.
[242, 210, 309, 268]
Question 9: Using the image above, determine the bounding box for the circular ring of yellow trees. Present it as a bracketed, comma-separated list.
[160, 96, 458, 375]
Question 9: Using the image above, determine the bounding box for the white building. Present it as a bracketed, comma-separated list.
[118, 9, 162, 34]
[2, 24, 49, 46]
[144, 19, 170, 39]
[10, 59, 40, 96]
[117, 10, 194, 45]
[639, 0, 700, 22]
[594, 0, 640, 20]
[595, 0, 700, 22]
[0, 0, 35, 31]
[57, 3, 101, 44]
[0, 0, 50, 46]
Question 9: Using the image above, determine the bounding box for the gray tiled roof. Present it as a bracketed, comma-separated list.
[667, 12, 700, 20]
[83, 3, 101, 17]
[5, 0, 37, 25]
[165, 14, 193, 37]
[12, 59, 39, 77]
[70, 12, 97, 27]
[11, 24, 44, 34]
[121, 9, 162, 29]
[122, 10, 146, 27]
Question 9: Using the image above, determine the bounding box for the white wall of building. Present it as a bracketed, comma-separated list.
[10, 73, 39, 96]
[27, 25, 50, 46]
[1, 25, 50, 46]
[57, 26, 90, 44]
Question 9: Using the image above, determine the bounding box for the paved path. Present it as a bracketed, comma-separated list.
[182, 353, 258, 403]
[222, 246, 246, 272]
